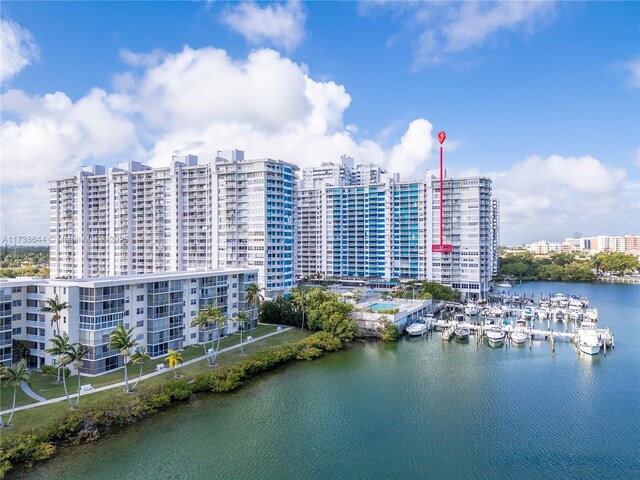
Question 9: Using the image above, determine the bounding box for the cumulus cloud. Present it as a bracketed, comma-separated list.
[0, 18, 40, 81]
[362, 1, 556, 69]
[0, 45, 438, 236]
[0, 88, 139, 186]
[488, 155, 629, 244]
[2, 43, 633, 243]
[221, 1, 306, 52]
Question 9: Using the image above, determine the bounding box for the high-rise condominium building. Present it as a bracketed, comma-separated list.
[49, 151, 297, 298]
[295, 157, 498, 300]
[426, 176, 495, 300]
[0, 268, 258, 372]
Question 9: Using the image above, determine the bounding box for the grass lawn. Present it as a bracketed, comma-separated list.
[1, 327, 309, 441]
[0, 384, 37, 412]
[3, 325, 281, 408]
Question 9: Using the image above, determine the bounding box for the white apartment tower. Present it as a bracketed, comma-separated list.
[212, 151, 297, 297]
[426, 176, 494, 300]
[49, 151, 297, 298]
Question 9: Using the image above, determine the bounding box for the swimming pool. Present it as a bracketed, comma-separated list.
[369, 302, 400, 311]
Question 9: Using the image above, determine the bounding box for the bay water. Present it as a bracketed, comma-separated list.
[22, 282, 640, 479]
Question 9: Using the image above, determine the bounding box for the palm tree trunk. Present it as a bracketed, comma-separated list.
[212, 332, 222, 365]
[133, 364, 143, 390]
[300, 308, 305, 332]
[56, 363, 61, 383]
[123, 360, 129, 393]
[7, 388, 17, 426]
[203, 342, 210, 364]
[74, 366, 82, 408]
[61, 369, 74, 409]
[239, 324, 244, 355]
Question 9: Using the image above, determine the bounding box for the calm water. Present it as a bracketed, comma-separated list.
[23, 282, 640, 479]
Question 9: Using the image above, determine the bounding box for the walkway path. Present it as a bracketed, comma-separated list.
[1, 326, 293, 416]
[20, 381, 46, 402]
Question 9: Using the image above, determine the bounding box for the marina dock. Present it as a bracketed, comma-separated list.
[413, 291, 616, 355]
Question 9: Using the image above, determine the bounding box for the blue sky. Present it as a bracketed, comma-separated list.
[1, 1, 639, 244]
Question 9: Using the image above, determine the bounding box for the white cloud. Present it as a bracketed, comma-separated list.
[0, 88, 139, 186]
[2, 43, 634, 243]
[221, 1, 306, 52]
[619, 57, 640, 89]
[0, 45, 439, 236]
[489, 155, 630, 244]
[0, 18, 40, 81]
[362, 1, 556, 69]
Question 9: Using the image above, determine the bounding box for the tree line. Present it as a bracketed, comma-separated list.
[498, 252, 640, 282]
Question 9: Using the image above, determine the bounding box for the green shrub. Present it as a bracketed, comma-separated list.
[40, 365, 70, 377]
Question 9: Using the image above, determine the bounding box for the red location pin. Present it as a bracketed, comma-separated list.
[437, 131, 446, 145]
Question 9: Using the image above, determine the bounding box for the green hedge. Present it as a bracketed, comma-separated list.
[0, 332, 343, 478]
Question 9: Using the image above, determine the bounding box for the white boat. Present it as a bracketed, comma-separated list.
[577, 332, 602, 355]
[523, 306, 535, 321]
[464, 303, 479, 316]
[585, 308, 599, 322]
[455, 326, 470, 341]
[511, 330, 528, 345]
[554, 309, 566, 322]
[569, 297, 583, 308]
[536, 307, 549, 320]
[486, 327, 505, 347]
[442, 327, 454, 341]
[496, 282, 512, 288]
[406, 323, 427, 336]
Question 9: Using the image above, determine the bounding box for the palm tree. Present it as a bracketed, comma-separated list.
[45, 333, 71, 384]
[65, 342, 88, 410]
[108, 324, 138, 393]
[245, 283, 263, 325]
[211, 315, 227, 365]
[190, 305, 224, 365]
[11, 339, 30, 364]
[234, 311, 250, 356]
[130, 349, 151, 391]
[0, 359, 31, 427]
[291, 288, 309, 332]
[41, 296, 70, 334]
[164, 349, 183, 378]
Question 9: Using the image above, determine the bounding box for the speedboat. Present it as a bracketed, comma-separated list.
[486, 327, 505, 347]
[555, 309, 565, 322]
[406, 323, 427, 337]
[484, 317, 496, 326]
[442, 327, 453, 341]
[577, 332, 602, 355]
[496, 282, 512, 288]
[511, 330, 528, 345]
[569, 297, 583, 308]
[585, 308, 598, 322]
[464, 303, 479, 316]
[455, 326, 470, 341]
[536, 307, 549, 320]
[523, 306, 535, 321]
